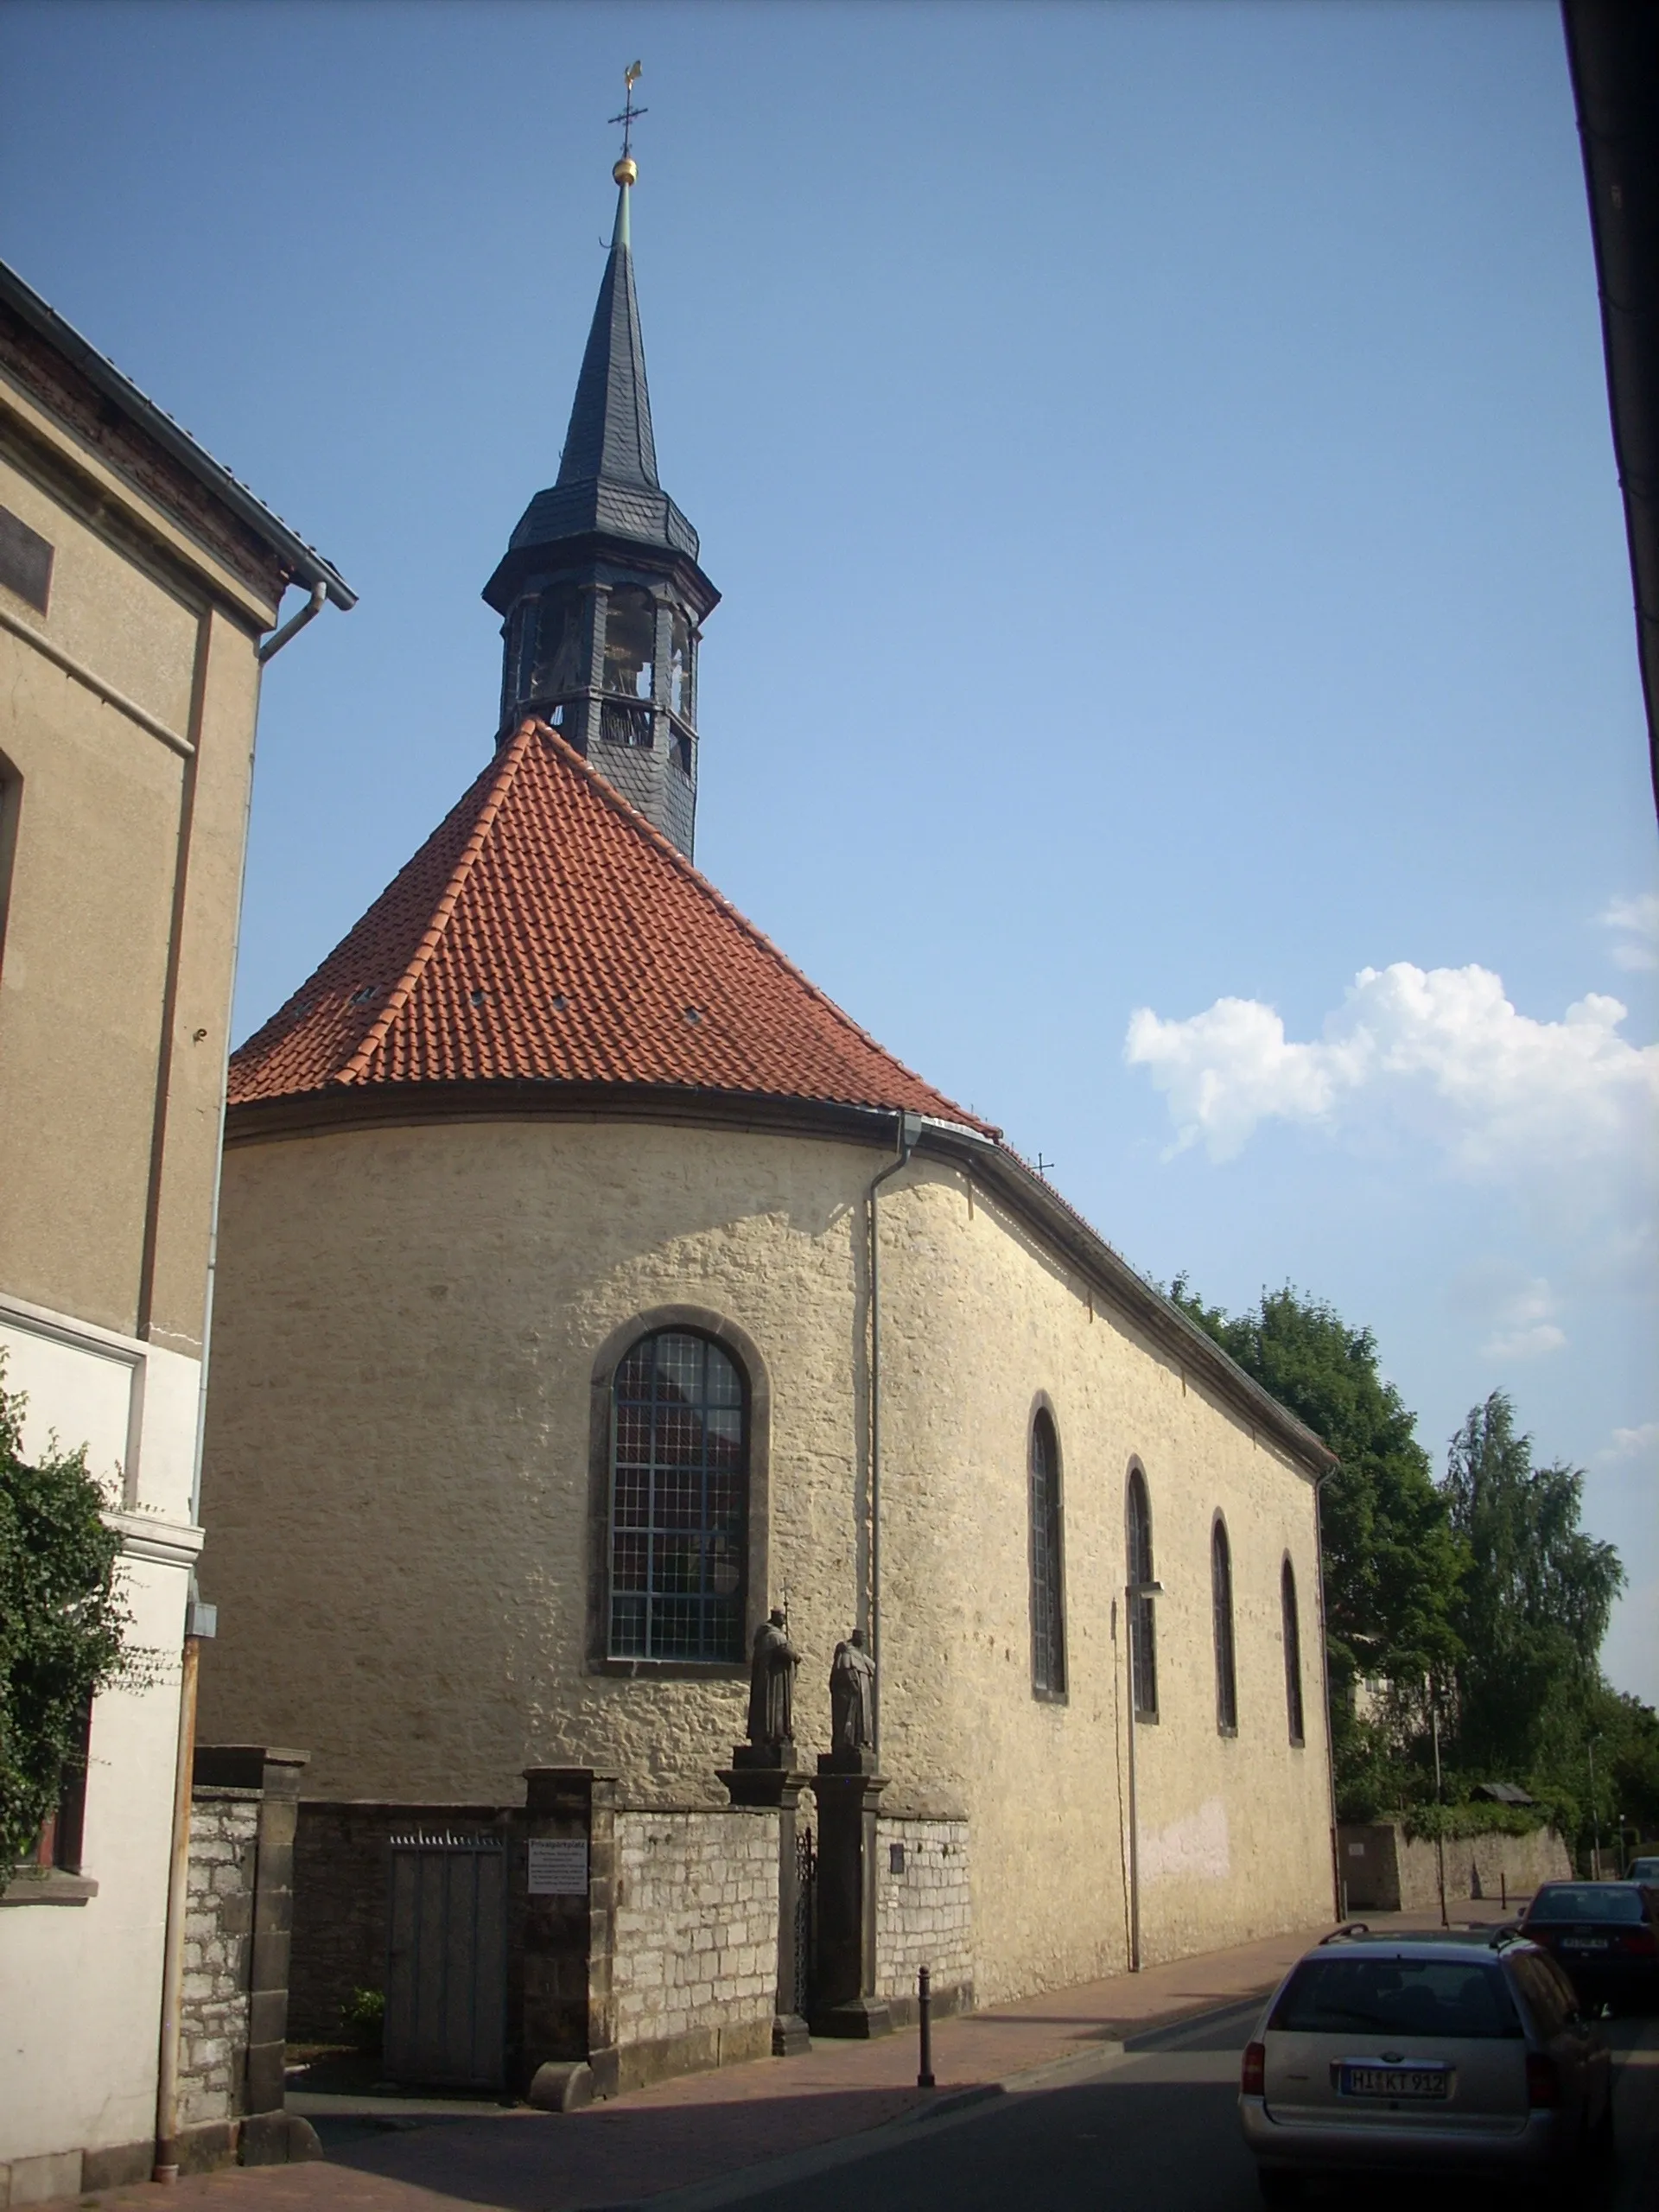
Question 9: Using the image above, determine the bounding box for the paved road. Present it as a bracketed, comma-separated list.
[705, 2006, 1659, 2212]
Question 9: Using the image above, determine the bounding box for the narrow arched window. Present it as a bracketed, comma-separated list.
[609, 1330, 747, 1662]
[1127, 1467, 1158, 1719]
[1211, 1517, 1237, 1734]
[1028, 1409, 1066, 1697]
[1281, 1557, 1306, 1747]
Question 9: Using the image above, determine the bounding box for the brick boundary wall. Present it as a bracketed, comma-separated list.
[610, 1808, 779, 2092]
[874, 1815, 972, 2021]
[289, 1801, 508, 2042]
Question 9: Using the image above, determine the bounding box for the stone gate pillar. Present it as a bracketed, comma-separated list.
[810, 1753, 892, 2038]
[520, 1767, 618, 2101]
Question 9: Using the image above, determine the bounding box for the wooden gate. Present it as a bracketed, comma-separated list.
[384, 1831, 508, 2089]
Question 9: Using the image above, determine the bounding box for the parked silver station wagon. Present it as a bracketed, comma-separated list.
[1238, 1927, 1613, 2203]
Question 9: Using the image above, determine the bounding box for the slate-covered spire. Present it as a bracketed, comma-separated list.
[483, 128, 718, 861]
[556, 180, 658, 492]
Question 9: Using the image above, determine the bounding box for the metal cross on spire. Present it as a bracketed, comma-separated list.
[609, 60, 647, 167]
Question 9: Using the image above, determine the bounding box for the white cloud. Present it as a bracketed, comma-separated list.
[1599, 1420, 1659, 1466]
[1601, 893, 1659, 973]
[1478, 1277, 1566, 1362]
[1124, 967, 1659, 1224]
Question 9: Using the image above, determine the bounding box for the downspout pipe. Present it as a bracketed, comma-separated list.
[257, 576, 327, 664]
[153, 1626, 202, 2181]
[867, 1111, 923, 1763]
[1313, 1468, 1342, 1920]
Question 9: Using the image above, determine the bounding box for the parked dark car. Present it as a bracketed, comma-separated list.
[1520, 1881, 1659, 2013]
[1238, 1928, 1612, 2201]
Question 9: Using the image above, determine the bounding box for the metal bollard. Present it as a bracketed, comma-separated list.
[1501, 1872, 1507, 1911]
[918, 1964, 936, 2089]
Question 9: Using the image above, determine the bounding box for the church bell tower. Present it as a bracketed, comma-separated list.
[483, 118, 718, 858]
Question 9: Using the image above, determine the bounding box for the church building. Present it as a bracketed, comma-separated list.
[195, 147, 1338, 2040]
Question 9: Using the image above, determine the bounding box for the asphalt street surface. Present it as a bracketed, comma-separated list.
[722, 2005, 1659, 2212]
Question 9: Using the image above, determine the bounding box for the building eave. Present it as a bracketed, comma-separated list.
[0, 257, 355, 611]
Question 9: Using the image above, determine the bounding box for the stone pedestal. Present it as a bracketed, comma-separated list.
[719, 1754, 811, 2056]
[810, 1758, 891, 2038]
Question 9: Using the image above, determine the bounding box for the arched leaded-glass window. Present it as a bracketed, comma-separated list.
[1211, 1516, 1238, 1733]
[1028, 1408, 1066, 1697]
[1127, 1466, 1158, 1720]
[609, 1330, 747, 1662]
[1281, 1556, 1306, 1746]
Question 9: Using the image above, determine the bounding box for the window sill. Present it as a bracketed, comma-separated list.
[1031, 1686, 1069, 1707]
[2, 1868, 98, 1906]
[1217, 1725, 1238, 1740]
[592, 1657, 747, 1683]
[1288, 1736, 1306, 1751]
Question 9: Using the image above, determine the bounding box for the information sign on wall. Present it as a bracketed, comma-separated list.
[527, 1838, 589, 1896]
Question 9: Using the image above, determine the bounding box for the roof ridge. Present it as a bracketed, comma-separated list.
[525, 719, 992, 1132]
[336, 721, 538, 1085]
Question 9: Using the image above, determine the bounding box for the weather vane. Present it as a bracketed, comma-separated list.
[610, 60, 646, 180]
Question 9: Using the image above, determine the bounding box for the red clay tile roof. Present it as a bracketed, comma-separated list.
[229, 719, 995, 1134]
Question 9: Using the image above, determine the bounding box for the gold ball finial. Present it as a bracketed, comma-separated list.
[613, 156, 638, 187]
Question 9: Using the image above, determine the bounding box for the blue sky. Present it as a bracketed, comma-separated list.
[4, 1, 1654, 1696]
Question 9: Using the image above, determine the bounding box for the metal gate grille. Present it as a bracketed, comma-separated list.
[385, 1831, 507, 2089]
[794, 1823, 816, 2020]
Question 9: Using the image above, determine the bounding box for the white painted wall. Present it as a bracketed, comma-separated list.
[0, 1298, 202, 2171]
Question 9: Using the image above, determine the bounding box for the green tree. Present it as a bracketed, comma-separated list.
[0, 1365, 132, 1868]
[1443, 1393, 1624, 1790]
[1172, 1281, 1463, 1816]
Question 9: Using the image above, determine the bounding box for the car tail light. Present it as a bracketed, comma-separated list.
[1618, 1928, 1657, 1955]
[1242, 2042, 1266, 2097]
[1526, 2053, 1560, 2108]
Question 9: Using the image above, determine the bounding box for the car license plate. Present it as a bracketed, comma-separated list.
[1561, 1936, 1609, 1950]
[1338, 2064, 1448, 2101]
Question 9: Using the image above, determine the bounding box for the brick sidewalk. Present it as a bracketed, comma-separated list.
[63, 1904, 1511, 2212]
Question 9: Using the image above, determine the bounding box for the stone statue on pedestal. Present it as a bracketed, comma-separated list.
[830, 1629, 875, 1754]
[745, 1607, 799, 1757]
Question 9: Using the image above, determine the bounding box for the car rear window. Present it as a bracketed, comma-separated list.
[1270, 1957, 1522, 2039]
[1630, 1859, 1659, 1880]
[1526, 1885, 1645, 1923]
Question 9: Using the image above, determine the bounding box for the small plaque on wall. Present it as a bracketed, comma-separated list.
[527, 1838, 589, 1896]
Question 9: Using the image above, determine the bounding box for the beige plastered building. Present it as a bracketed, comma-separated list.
[0, 260, 349, 2198]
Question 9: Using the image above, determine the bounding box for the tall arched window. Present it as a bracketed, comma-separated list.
[609, 1330, 747, 1662]
[1127, 1467, 1158, 1720]
[1211, 1516, 1238, 1733]
[1028, 1408, 1066, 1698]
[1281, 1557, 1306, 1746]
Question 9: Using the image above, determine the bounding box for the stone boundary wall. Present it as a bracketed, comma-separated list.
[611, 1808, 778, 2091]
[179, 1788, 260, 2128]
[875, 1815, 972, 2017]
[1339, 1821, 1572, 1915]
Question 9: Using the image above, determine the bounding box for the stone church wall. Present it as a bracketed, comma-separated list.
[611, 1808, 778, 2087]
[875, 1815, 972, 2013]
[200, 1115, 1332, 2009]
